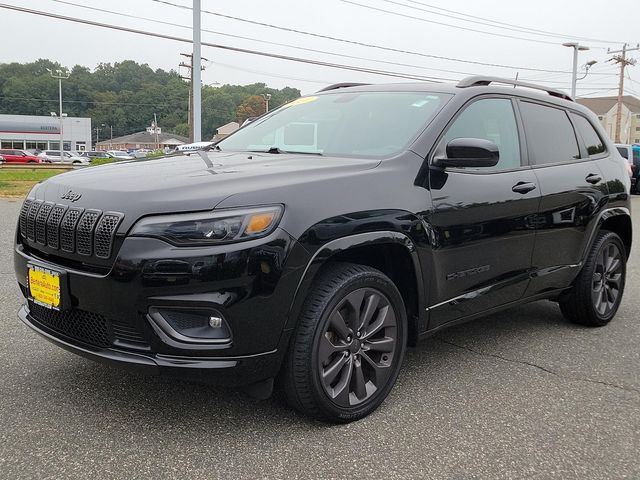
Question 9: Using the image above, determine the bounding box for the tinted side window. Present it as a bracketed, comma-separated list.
[441, 98, 521, 170]
[616, 146, 629, 159]
[520, 102, 580, 165]
[571, 114, 605, 156]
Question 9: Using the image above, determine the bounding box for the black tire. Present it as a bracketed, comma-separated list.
[281, 262, 407, 423]
[559, 231, 626, 327]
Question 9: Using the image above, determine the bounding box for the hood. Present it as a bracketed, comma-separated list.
[30, 151, 379, 229]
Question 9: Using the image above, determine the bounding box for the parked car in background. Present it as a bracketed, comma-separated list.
[131, 149, 151, 158]
[0, 154, 4, 164]
[615, 144, 637, 191]
[37, 150, 89, 165]
[631, 144, 640, 194]
[80, 151, 112, 160]
[0, 149, 43, 164]
[106, 150, 134, 160]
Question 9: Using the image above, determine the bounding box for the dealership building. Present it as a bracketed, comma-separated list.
[0, 114, 92, 152]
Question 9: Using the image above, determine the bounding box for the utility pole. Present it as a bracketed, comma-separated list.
[48, 68, 69, 162]
[563, 42, 590, 99]
[193, 0, 202, 142]
[153, 113, 159, 150]
[608, 43, 639, 143]
[180, 52, 208, 143]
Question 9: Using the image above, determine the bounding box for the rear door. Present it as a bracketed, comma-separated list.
[519, 101, 609, 295]
[424, 96, 541, 328]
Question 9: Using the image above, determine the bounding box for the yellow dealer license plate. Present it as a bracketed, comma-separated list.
[28, 266, 61, 309]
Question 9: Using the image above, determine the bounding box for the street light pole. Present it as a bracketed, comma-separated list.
[192, 0, 202, 142]
[48, 68, 70, 163]
[261, 93, 272, 113]
[563, 42, 589, 98]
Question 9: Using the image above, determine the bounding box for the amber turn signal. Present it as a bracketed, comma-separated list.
[245, 212, 276, 234]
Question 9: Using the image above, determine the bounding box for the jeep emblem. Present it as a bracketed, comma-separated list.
[61, 190, 82, 202]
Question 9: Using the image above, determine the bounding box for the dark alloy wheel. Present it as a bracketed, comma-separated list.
[560, 231, 627, 327]
[318, 288, 398, 408]
[281, 262, 407, 423]
[591, 242, 623, 317]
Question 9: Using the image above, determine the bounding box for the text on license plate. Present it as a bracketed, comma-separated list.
[28, 266, 61, 308]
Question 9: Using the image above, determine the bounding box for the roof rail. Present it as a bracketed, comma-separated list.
[317, 82, 370, 93]
[457, 76, 573, 102]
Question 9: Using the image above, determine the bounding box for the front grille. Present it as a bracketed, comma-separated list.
[28, 302, 149, 350]
[29, 301, 112, 348]
[19, 198, 123, 259]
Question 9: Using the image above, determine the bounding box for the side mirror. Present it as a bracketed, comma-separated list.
[434, 138, 500, 168]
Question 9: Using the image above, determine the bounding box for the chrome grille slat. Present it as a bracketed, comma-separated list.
[19, 198, 123, 260]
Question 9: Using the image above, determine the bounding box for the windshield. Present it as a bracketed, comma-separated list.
[217, 91, 449, 157]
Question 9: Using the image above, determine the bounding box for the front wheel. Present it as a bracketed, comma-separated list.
[281, 263, 407, 423]
[559, 231, 626, 327]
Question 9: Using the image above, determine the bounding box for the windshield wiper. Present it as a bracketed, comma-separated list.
[261, 146, 322, 155]
[203, 144, 221, 152]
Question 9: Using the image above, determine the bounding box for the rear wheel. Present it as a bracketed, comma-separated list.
[281, 263, 407, 423]
[559, 231, 626, 327]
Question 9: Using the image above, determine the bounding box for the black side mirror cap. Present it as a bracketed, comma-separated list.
[434, 138, 500, 168]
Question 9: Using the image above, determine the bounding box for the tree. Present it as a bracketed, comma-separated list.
[236, 95, 266, 124]
[0, 59, 301, 139]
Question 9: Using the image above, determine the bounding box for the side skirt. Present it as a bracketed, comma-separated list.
[417, 288, 570, 341]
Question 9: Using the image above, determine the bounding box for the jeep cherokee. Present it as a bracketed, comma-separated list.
[14, 76, 632, 423]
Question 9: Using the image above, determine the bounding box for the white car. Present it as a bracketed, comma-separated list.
[38, 150, 90, 165]
[106, 150, 134, 160]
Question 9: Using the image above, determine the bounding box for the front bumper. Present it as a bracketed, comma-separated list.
[18, 304, 282, 386]
[14, 228, 311, 385]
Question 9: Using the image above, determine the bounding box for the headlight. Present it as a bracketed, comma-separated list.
[129, 205, 284, 245]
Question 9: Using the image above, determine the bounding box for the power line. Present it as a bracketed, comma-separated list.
[50, 0, 473, 79]
[213, 62, 329, 85]
[0, 3, 455, 83]
[0, 95, 185, 107]
[384, 0, 626, 45]
[150, 0, 576, 74]
[342, 0, 567, 46]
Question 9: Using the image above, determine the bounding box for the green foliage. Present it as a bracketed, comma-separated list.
[88, 158, 116, 166]
[0, 60, 301, 141]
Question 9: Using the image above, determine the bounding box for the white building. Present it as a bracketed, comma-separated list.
[576, 96, 640, 144]
[0, 114, 92, 152]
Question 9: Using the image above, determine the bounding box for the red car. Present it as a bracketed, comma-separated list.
[0, 149, 42, 164]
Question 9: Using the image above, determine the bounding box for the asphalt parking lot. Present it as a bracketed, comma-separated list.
[0, 197, 638, 480]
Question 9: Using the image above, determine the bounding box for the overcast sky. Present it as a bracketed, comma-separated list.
[1, 0, 639, 97]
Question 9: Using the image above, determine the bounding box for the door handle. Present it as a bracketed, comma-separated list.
[512, 182, 537, 194]
[585, 173, 602, 184]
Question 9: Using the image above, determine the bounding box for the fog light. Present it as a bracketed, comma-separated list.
[148, 307, 231, 343]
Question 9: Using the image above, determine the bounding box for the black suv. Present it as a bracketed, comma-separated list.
[14, 77, 632, 423]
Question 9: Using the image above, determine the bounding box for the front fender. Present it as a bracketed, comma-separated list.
[284, 230, 426, 332]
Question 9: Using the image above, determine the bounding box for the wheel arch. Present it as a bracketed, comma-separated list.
[287, 231, 427, 346]
[596, 208, 632, 259]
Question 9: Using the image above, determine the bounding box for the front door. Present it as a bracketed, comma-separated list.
[423, 97, 540, 329]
